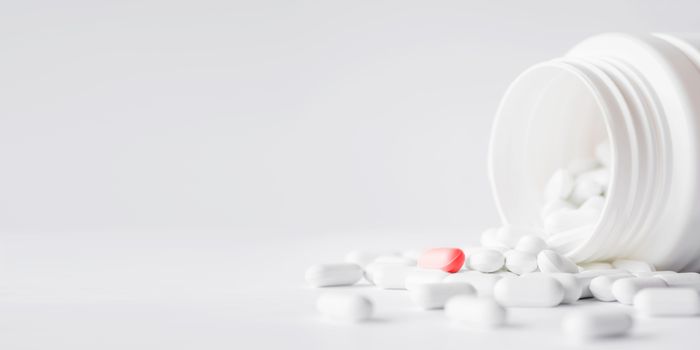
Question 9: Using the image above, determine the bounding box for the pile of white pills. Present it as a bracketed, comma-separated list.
[307, 246, 700, 341]
[541, 141, 610, 251]
[304, 140, 700, 341]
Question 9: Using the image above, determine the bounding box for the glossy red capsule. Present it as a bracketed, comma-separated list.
[417, 248, 466, 273]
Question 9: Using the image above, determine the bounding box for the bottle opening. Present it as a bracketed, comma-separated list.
[489, 63, 611, 233]
[488, 33, 700, 270]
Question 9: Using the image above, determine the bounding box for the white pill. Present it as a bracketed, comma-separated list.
[445, 295, 506, 328]
[569, 179, 605, 205]
[576, 270, 631, 299]
[578, 168, 610, 187]
[404, 268, 450, 290]
[563, 309, 632, 341]
[579, 262, 613, 271]
[316, 293, 373, 322]
[544, 209, 599, 234]
[480, 228, 510, 250]
[305, 263, 363, 287]
[345, 250, 381, 267]
[372, 264, 413, 289]
[634, 288, 700, 316]
[546, 273, 583, 303]
[588, 274, 635, 301]
[612, 277, 667, 304]
[567, 158, 599, 175]
[504, 250, 538, 275]
[544, 169, 575, 201]
[496, 226, 542, 248]
[579, 195, 606, 212]
[594, 168, 610, 187]
[409, 282, 476, 309]
[540, 199, 576, 220]
[515, 235, 548, 255]
[595, 141, 612, 167]
[364, 258, 416, 284]
[612, 259, 655, 273]
[494, 275, 565, 307]
[656, 272, 700, 291]
[444, 271, 502, 297]
[537, 250, 578, 274]
[525, 272, 582, 303]
[468, 249, 505, 273]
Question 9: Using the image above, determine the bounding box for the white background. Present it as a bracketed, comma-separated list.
[1, 1, 700, 349]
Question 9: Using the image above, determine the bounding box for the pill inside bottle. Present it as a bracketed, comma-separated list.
[488, 33, 700, 271]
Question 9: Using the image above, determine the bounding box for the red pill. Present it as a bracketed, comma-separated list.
[417, 248, 465, 273]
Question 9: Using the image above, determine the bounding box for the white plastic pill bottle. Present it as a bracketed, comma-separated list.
[488, 33, 700, 271]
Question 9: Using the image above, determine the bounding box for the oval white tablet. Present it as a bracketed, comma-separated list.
[305, 263, 363, 287]
[408, 282, 476, 309]
[588, 274, 634, 301]
[537, 250, 578, 274]
[515, 235, 548, 255]
[404, 268, 450, 290]
[563, 309, 632, 341]
[634, 288, 700, 316]
[611, 277, 667, 304]
[445, 295, 506, 328]
[576, 270, 631, 299]
[317, 293, 373, 322]
[444, 271, 503, 297]
[656, 272, 700, 291]
[504, 250, 538, 275]
[468, 249, 505, 273]
[611, 259, 655, 273]
[371, 264, 414, 290]
[494, 275, 565, 307]
[544, 169, 575, 201]
[527, 272, 582, 303]
[541, 199, 575, 220]
[364, 258, 416, 284]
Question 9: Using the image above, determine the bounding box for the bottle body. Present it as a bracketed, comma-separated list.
[489, 33, 700, 271]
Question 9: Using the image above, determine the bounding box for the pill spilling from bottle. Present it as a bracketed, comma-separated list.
[303, 144, 698, 340]
[306, 243, 700, 341]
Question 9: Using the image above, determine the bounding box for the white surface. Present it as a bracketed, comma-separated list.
[3, 232, 700, 349]
[2, 0, 700, 348]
